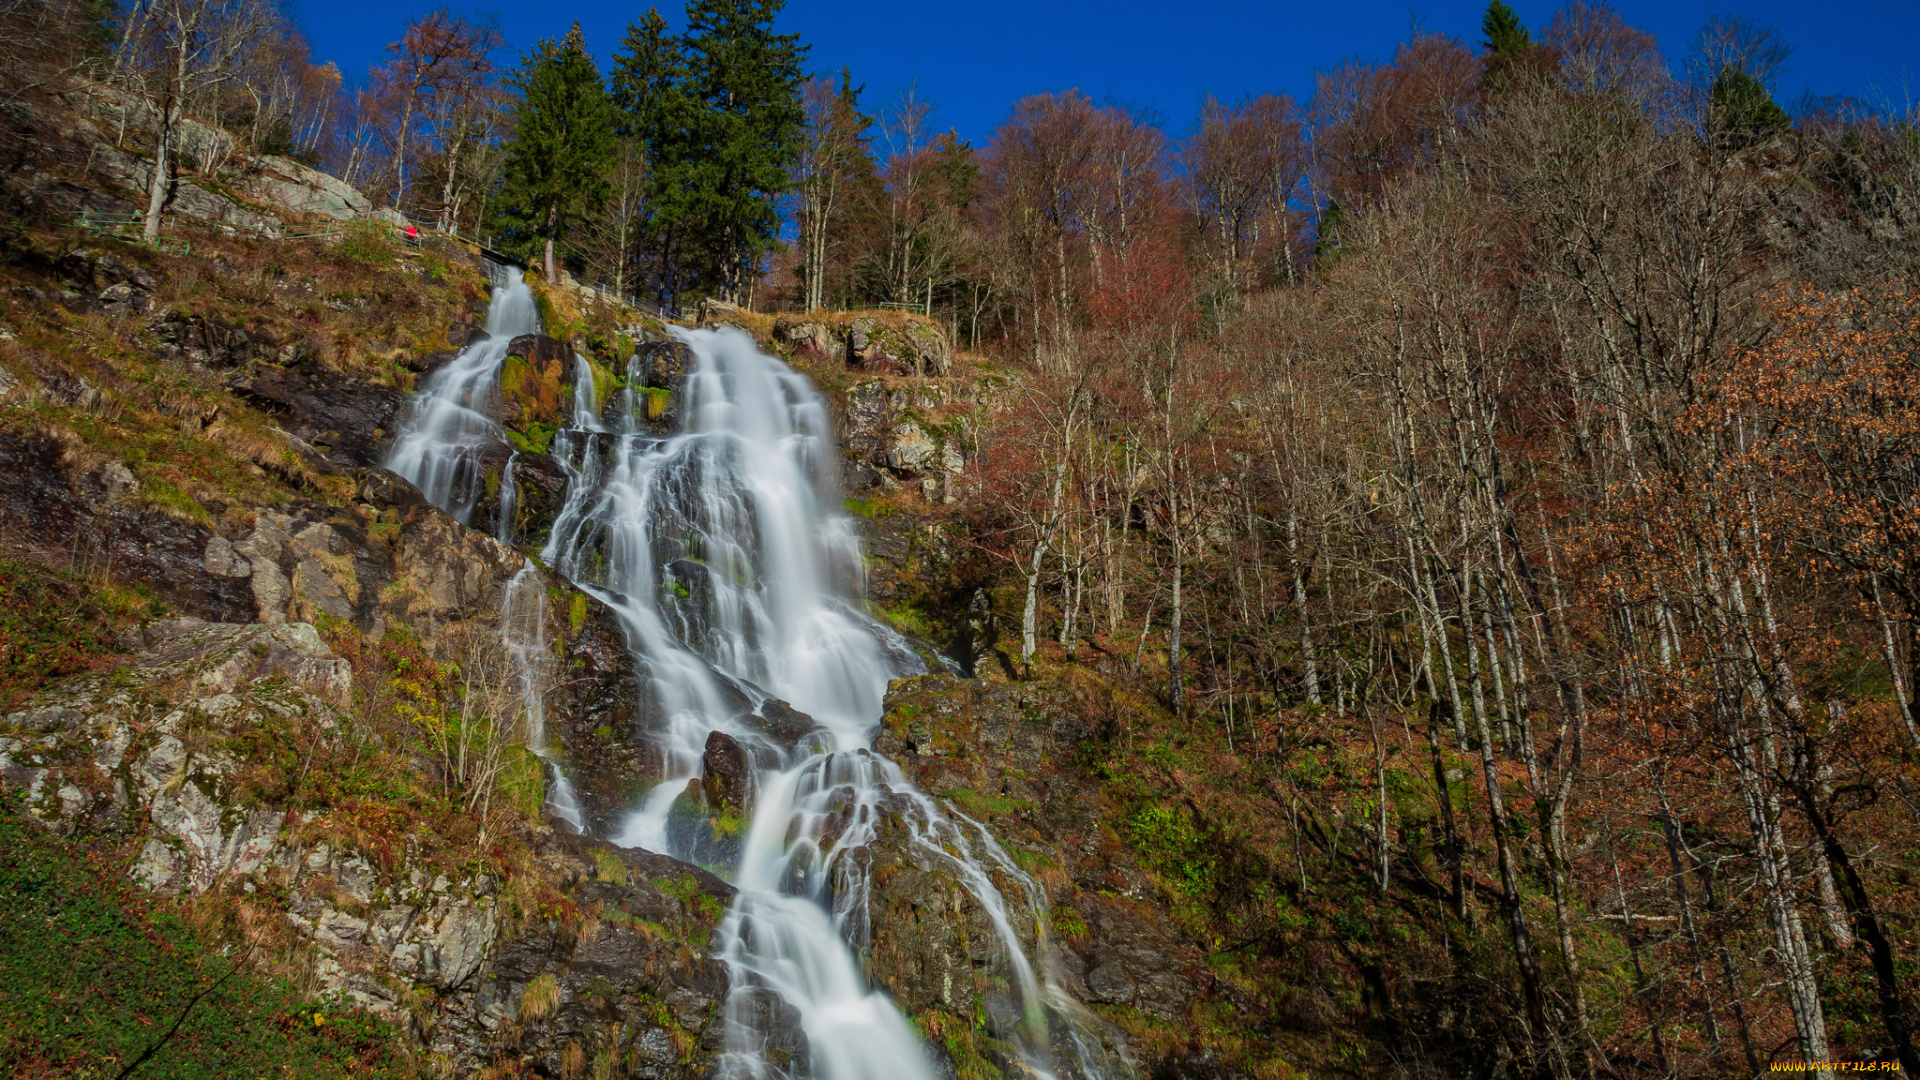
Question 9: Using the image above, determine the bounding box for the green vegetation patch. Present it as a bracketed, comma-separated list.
[944, 787, 1026, 819]
[0, 790, 413, 1077]
[640, 385, 671, 421]
[0, 557, 140, 708]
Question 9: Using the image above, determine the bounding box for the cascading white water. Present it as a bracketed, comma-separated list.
[386, 265, 539, 524]
[502, 561, 584, 832]
[387, 288, 1125, 1080]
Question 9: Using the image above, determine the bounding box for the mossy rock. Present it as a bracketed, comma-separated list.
[497, 334, 572, 428]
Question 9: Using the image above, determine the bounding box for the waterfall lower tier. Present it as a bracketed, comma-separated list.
[387, 294, 1126, 1080]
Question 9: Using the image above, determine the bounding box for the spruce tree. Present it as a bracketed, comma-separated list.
[1481, 0, 1531, 56]
[493, 24, 615, 283]
[610, 8, 692, 304]
[1711, 66, 1790, 143]
[1480, 0, 1538, 93]
[676, 0, 807, 303]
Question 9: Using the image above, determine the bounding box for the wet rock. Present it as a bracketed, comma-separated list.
[701, 730, 754, 816]
[727, 985, 813, 1077]
[361, 467, 431, 514]
[494, 449, 568, 546]
[541, 584, 648, 836]
[444, 322, 485, 349]
[1084, 944, 1137, 1005]
[861, 832, 1013, 1020]
[496, 333, 574, 427]
[744, 698, 823, 750]
[867, 674, 1218, 1072]
[665, 777, 741, 874]
[238, 358, 408, 469]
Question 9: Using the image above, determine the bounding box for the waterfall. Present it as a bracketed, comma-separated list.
[385, 265, 539, 524]
[387, 289, 1126, 1080]
[503, 560, 583, 832]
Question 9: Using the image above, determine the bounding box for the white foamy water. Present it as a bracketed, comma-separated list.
[385, 265, 539, 524]
[388, 293, 1127, 1080]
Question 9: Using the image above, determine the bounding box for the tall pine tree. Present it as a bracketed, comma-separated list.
[1480, 0, 1545, 93]
[611, 8, 692, 304]
[1481, 0, 1531, 56]
[674, 0, 806, 303]
[493, 24, 615, 283]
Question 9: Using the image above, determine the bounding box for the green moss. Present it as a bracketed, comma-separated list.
[586, 355, 617, 415]
[0, 558, 130, 708]
[878, 602, 937, 638]
[570, 592, 588, 633]
[656, 873, 724, 926]
[0, 789, 415, 1077]
[641, 385, 671, 421]
[711, 804, 745, 839]
[592, 849, 630, 886]
[498, 354, 530, 397]
[944, 788, 1026, 819]
[505, 422, 558, 455]
[1050, 905, 1089, 940]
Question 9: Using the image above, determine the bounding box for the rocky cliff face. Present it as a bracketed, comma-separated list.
[1, 615, 754, 1078]
[870, 675, 1236, 1078]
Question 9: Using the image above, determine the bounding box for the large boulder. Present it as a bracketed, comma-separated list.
[496, 334, 576, 429]
[700, 729, 754, 816]
[664, 731, 756, 874]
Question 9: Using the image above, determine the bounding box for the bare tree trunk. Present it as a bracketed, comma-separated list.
[1871, 573, 1920, 749]
[143, 100, 175, 240]
[1656, 791, 1729, 1070]
[1168, 510, 1184, 715]
[1021, 539, 1047, 673]
[1288, 510, 1321, 705]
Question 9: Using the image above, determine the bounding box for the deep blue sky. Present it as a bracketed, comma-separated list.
[301, 0, 1920, 145]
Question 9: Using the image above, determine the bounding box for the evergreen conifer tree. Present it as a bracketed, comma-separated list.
[1314, 199, 1347, 270]
[611, 9, 692, 304]
[676, 0, 807, 302]
[493, 24, 615, 283]
[1481, 0, 1531, 56]
[1480, 0, 1539, 92]
[1712, 66, 1790, 142]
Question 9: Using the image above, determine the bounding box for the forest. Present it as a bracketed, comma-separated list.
[4, 0, 1920, 1074]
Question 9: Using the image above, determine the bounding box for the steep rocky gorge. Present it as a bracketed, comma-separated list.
[0, 100, 1243, 1078]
